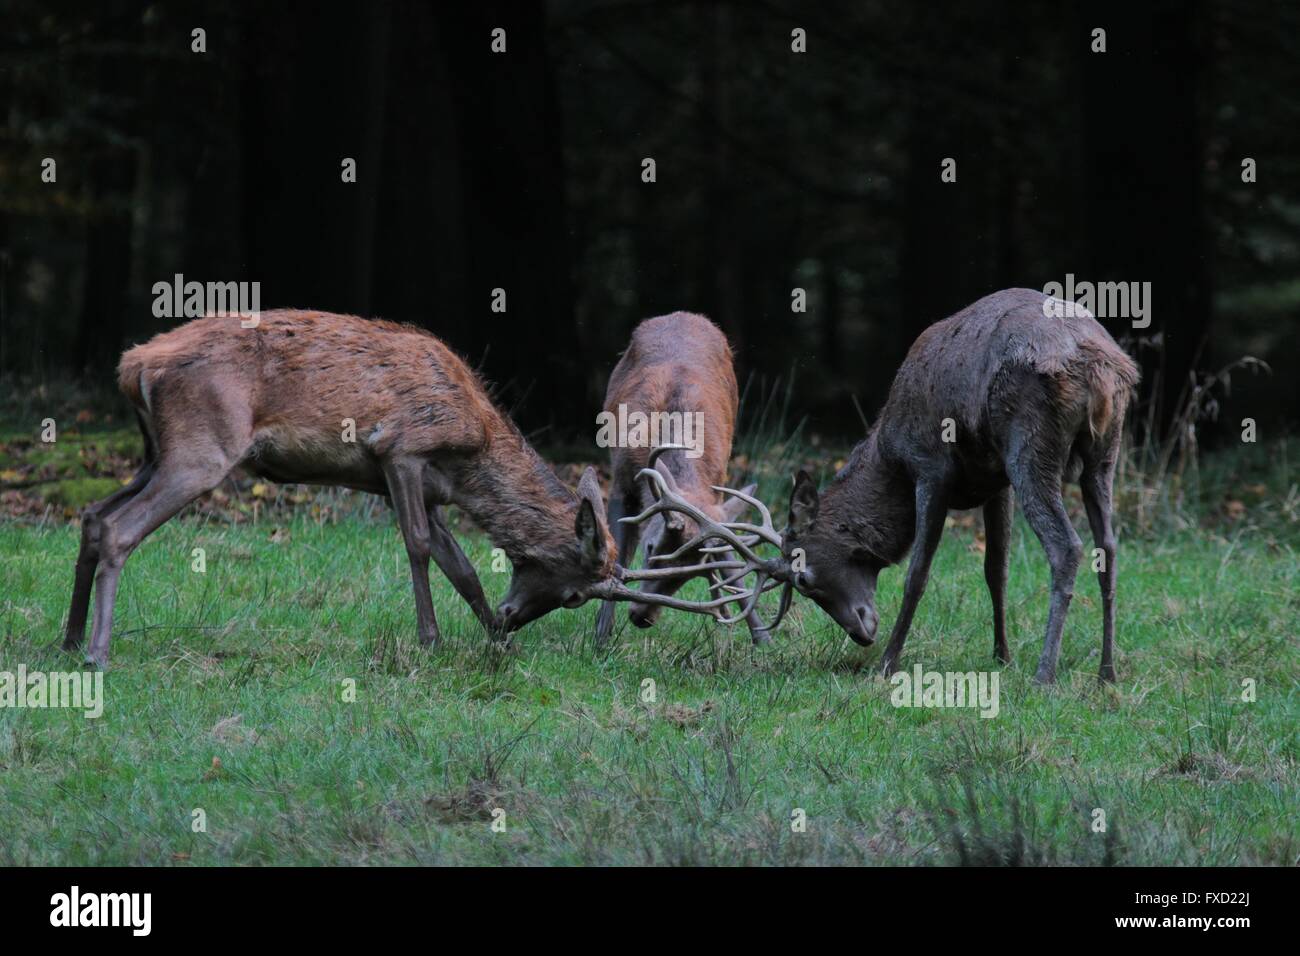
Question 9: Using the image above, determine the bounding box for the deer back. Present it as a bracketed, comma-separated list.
[877, 288, 1139, 465]
[603, 312, 739, 509]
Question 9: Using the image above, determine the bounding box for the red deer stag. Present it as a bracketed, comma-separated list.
[593, 313, 771, 645]
[628, 289, 1139, 684]
[63, 310, 617, 667]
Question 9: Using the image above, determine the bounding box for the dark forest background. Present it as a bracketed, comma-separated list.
[2, 0, 1298, 444]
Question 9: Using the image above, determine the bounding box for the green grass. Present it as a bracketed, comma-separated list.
[2, 498, 1296, 865]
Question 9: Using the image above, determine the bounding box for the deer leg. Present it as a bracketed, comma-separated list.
[426, 505, 499, 635]
[1080, 459, 1119, 682]
[1012, 471, 1082, 685]
[383, 460, 440, 647]
[64, 461, 154, 651]
[85, 458, 229, 668]
[879, 481, 949, 676]
[595, 494, 636, 646]
[982, 485, 1013, 665]
[744, 607, 773, 645]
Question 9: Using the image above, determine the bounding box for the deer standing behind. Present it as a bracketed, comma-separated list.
[593, 312, 768, 645]
[780, 288, 1139, 683]
[64, 309, 617, 667]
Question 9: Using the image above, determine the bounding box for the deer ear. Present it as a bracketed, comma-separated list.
[575, 497, 606, 567]
[788, 470, 819, 535]
[653, 459, 686, 533]
[574, 467, 608, 566]
[576, 465, 605, 513]
[721, 483, 758, 522]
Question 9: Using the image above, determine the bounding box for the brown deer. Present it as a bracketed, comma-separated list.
[63, 309, 618, 667]
[592, 312, 769, 645]
[633, 289, 1139, 684]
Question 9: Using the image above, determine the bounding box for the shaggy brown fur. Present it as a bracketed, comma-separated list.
[67, 309, 616, 667]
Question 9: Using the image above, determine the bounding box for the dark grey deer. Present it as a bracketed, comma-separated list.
[633, 289, 1139, 684]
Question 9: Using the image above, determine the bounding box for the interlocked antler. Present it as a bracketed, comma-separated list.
[594, 445, 794, 631]
[591, 573, 785, 624]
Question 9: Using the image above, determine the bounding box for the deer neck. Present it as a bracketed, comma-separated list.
[818, 430, 916, 565]
[452, 433, 577, 563]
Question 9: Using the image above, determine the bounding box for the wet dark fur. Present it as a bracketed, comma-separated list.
[786, 288, 1139, 683]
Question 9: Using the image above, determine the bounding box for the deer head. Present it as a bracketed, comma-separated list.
[779, 470, 881, 646]
[496, 466, 618, 631]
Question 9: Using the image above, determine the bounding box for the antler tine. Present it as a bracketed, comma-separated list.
[711, 484, 783, 548]
[715, 574, 793, 631]
[701, 556, 729, 622]
[713, 574, 787, 625]
[756, 580, 794, 632]
[705, 553, 752, 622]
[622, 502, 730, 567]
[620, 466, 769, 566]
[707, 564, 752, 592]
[621, 559, 745, 582]
[699, 537, 757, 555]
[647, 443, 692, 470]
[649, 525, 728, 563]
[592, 577, 774, 616]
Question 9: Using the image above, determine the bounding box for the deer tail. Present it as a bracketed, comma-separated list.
[1085, 347, 1141, 441]
[117, 347, 148, 408]
[118, 346, 159, 463]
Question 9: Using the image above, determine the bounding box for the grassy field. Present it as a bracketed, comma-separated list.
[2, 470, 1297, 865]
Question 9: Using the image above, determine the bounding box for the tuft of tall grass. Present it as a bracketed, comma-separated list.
[1117, 348, 1287, 537]
[728, 373, 811, 504]
[922, 764, 1124, 866]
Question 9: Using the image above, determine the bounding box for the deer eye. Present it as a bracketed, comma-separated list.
[562, 590, 584, 609]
